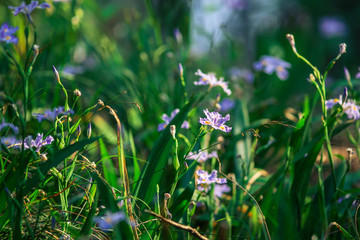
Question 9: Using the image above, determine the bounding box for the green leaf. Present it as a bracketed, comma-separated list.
[133, 96, 197, 209]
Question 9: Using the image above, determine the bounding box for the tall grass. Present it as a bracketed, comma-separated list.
[0, 1, 360, 239]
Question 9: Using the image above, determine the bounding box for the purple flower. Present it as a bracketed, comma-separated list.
[343, 101, 360, 120]
[0, 119, 19, 134]
[199, 109, 232, 132]
[157, 109, 189, 131]
[95, 211, 125, 230]
[196, 169, 227, 193]
[253, 56, 291, 80]
[0, 23, 18, 44]
[229, 67, 254, 83]
[214, 184, 231, 198]
[196, 169, 227, 185]
[9, 1, 50, 16]
[319, 17, 347, 39]
[33, 107, 74, 122]
[23, 133, 54, 152]
[325, 95, 343, 110]
[194, 69, 232, 95]
[1, 136, 17, 147]
[186, 150, 218, 163]
[219, 98, 235, 112]
[326, 91, 360, 120]
[356, 68, 360, 79]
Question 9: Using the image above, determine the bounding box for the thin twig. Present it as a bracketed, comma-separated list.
[145, 210, 209, 240]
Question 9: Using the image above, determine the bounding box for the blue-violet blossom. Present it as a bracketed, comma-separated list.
[9, 1, 50, 16]
[326, 93, 360, 120]
[1, 136, 17, 147]
[157, 109, 189, 131]
[253, 56, 291, 80]
[23, 133, 54, 152]
[196, 169, 227, 193]
[95, 211, 125, 230]
[214, 184, 231, 198]
[0, 23, 18, 44]
[0, 119, 19, 134]
[194, 69, 232, 95]
[199, 109, 232, 132]
[33, 107, 74, 122]
[186, 150, 218, 163]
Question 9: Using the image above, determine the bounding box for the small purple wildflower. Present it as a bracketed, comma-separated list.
[0, 119, 19, 134]
[319, 17, 347, 39]
[9, 1, 50, 18]
[325, 95, 343, 110]
[214, 184, 231, 198]
[23, 133, 54, 152]
[194, 69, 232, 95]
[95, 211, 125, 230]
[343, 101, 360, 120]
[157, 109, 189, 131]
[0, 23, 19, 44]
[229, 67, 254, 83]
[219, 98, 235, 112]
[186, 150, 218, 163]
[33, 107, 74, 122]
[337, 194, 351, 204]
[326, 90, 360, 120]
[196, 169, 224, 185]
[0, 136, 17, 147]
[356, 68, 360, 79]
[253, 56, 291, 80]
[196, 169, 227, 193]
[174, 28, 183, 43]
[199, 109, 232, 132]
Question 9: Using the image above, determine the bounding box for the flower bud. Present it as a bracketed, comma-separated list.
[164, 193, 171, 200]
[343, 87, 348, 103]
[97, 99, 104, 106]
[339, 43, 347, 55]
[52, 65, 61, 84]
[178, 63, 183, 78]
[87, 123, 92, 138]
[33, 44, 39, 55]
[170, 125, 176, 139]
[344, 67, 350, 82]
[76, 125, 81, 138]
[286, 34, 297, 53]
[40, 153, 48, 161]
[309, 73, 316, 82]
[74, 89, 81, 97]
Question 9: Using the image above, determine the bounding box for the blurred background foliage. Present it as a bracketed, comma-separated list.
[2, 0, 359, 157]
[1, 0, 360, 238]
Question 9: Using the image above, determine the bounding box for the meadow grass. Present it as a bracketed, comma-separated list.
[0, 1, 360, 240]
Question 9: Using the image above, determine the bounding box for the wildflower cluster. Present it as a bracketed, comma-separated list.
[0, 23, 18, 44]
[253, 55, 291, 80]
[186, 150, 218, 163]
[194, 69, 232, 95]
[196, 169, 230, 197]
[33, 107, 74, 122]
[157, 108, 189, 131]
[9, 1, 50, 23]
[326, 93, 360, 120]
